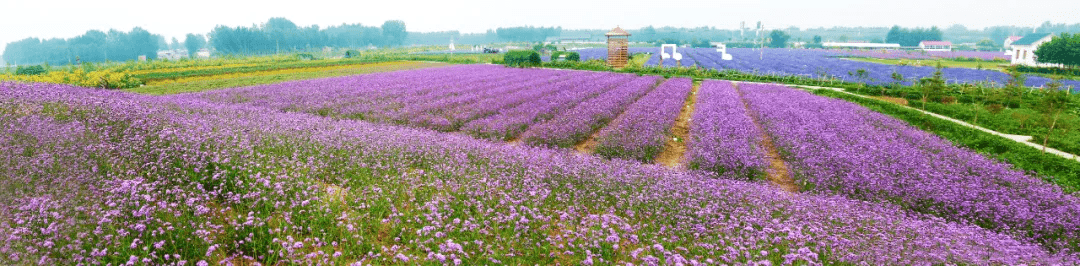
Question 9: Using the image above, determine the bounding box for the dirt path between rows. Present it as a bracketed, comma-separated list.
[655, 81, 701, 168]
[573, 129, 602, 154]
[734, 82, 799, 193]
[572, 78, 668, 155]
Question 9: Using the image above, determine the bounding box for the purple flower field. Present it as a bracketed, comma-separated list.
[594, 78, 693, 162]
[521, 75, 663, 148]
[3, 65, 1080, 264]
[685, 80, 768, 178]
[741, 82, 1080, 251]
[575, 47, 1080, 89]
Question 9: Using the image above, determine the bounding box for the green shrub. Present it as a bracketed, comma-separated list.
[296, 53, 316, 60]
[566, 52, 580, 62]
[344, 50, 361, 58]
[503, 50, 541, 67]
[549, 51, 580, 62]
[16, 65, 46, 75]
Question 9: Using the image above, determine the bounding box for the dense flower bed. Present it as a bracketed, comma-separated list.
[521, 75, 662, 148]
[685, 80, 768, 178]
[740, 83, 1080, 251]
[594, 78, 693, 162]
[2, 81, 1076, 265]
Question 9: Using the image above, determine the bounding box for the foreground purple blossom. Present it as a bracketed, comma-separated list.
[685, 80, 768, 178]
[740, 83, 1080, 251]
[2, 73, 1079, 264]
[594, 78, 693, 162]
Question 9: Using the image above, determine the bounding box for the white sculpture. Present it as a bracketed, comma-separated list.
[714, 43, 733, 61]
[660, 44, 682, 65]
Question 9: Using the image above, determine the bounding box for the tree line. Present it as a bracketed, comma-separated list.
[885, 26, 945, 47]
[3, 28, 161, 65]
[208, 18, 407, 55]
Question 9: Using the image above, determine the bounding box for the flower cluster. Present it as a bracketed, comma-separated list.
[594, 78, 693, 162]
[740, 83, 1080, 251]
[520, 75, 662, 148]
[2, 65, 1079, 265]
[685, 80, 769, 178]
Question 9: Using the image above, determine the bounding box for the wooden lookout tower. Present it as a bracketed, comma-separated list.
[605, 26, 631, 68]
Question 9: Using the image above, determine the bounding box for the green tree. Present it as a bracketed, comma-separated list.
[1003, 68, 1027, 108]
[641, 26, 657, 43]
[919, 64, 947, 110]
[1033, 33, 1080, 68]
[813, 35, 822, 44]
[184, 34, 206, 58]
[1037, 80, 1071, 152]
[888, 70, 904, 96]
[768, 30, 789, 48]
[381, 20, 408, 47]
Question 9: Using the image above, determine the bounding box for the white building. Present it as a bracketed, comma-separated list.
[156, 49, 188, 60]
[195, 49, 211, 59]
[1008, 33, 1054, 66]
[918, 41, 952, 51]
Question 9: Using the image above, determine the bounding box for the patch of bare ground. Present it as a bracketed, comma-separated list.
[655, 81, 701, 168]
[506, 137, 523, 146]
[734, 82, 799, 193]
[573, 129, 602, 154]
[870, 95, 909, 105]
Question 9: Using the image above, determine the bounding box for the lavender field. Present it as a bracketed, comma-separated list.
[3, 65, 1080, 265]
[575, 47, 1080, 89]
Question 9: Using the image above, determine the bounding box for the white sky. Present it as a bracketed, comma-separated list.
[2, 0, 1079, 59]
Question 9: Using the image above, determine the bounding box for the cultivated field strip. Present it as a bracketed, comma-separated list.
[399, 73, 578, 130]
[684, 80, 769, 178]
[2, 81, 1075, 265]
[520, 75, 664, 149]
[575, 47, 1080, 88]
[740, 83, 1080, 251]
[463, 72, 636, 140]
[594, 78, 694, 162]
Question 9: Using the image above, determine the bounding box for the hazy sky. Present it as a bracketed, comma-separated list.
[2, 0, 1079, 59]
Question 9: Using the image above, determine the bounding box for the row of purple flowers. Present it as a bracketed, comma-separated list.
[594, 78, 693, 162]
[685, 80, 769, 178]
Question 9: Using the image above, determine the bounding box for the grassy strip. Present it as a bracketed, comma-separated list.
[126, 61, 445, 95]
[844, 57, 1008, 71]
[812, 89, 1080, 192]
[913, 101, 1080, 155]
